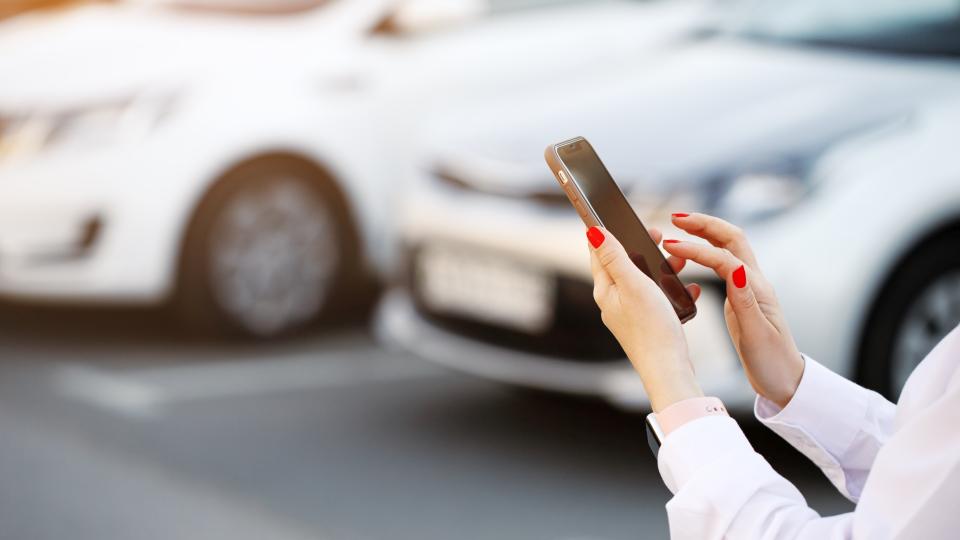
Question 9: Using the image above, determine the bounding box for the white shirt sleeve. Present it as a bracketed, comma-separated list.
[658, 415, 849, 540]
[656, 350, 960, 539]
[754, 356, 896, 501]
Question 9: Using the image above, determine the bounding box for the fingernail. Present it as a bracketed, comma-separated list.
[663, 239, 680, 244]
[586, 226, 605, 249]
[671, 213, 690, 218]
[733, 265, 746, 289]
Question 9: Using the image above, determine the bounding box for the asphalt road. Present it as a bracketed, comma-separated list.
[0, 305, 853, 540]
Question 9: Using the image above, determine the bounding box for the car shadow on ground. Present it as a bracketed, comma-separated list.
[0, 296, 374, 347]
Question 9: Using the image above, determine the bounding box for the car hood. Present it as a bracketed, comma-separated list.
[0, 1, 382, 110]
[430, 37, 960, 197]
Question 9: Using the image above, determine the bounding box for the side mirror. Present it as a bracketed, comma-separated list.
[373, 0, 486, 35]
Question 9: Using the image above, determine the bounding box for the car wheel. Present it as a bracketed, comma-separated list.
[858, 229, 960, 399]
[177, 159, 351, 338]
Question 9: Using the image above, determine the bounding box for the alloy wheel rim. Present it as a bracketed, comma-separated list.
[890, 270, 960, 396]
[208, 178, 337, 336]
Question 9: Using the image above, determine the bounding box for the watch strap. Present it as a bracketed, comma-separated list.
[656, 396, 728, 437]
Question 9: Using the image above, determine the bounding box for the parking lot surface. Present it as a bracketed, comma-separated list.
[0, 306, 853, 540]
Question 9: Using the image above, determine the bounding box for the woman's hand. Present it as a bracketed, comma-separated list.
[587, 226, 703, 412]
[662, 213, 804, 408]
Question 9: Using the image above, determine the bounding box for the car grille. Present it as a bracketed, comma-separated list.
[433, 165, 571, 207]
[404, 246, 625, 363]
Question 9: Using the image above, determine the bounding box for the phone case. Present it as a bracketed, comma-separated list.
[545, 137, 697, 323]
[544, 137, 601, 230]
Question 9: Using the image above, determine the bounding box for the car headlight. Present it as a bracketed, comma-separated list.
[706, 115, 915, 223]
[627, 170, 811, 226]
[712, 172, 810, 223]
[5, 92, 178, 159]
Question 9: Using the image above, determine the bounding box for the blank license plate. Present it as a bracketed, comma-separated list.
[416, 245, 554, 333]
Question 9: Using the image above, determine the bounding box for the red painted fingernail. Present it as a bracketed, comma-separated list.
[586, 226, 605, 248]
[733, 265, 746, 289]
[672, 213, 690, 218]
[663, 239, 680, 244]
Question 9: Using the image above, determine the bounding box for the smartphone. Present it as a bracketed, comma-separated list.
[545, 136, 697, 323]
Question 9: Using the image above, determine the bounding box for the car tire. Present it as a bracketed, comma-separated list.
[175, 157, 359, 338]
[857, 228, 960, 399]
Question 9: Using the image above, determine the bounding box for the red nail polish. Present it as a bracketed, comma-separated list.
[733, 265, 746, 289]
[672, 213, 690, 218]
[663, 239, 680, 244]
[586, 226, 605, 248]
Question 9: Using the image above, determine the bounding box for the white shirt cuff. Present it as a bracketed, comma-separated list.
[754, 355, 869, 464]
[657, 415, 755, 494]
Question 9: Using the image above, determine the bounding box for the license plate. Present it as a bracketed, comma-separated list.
[416, 245, 555, 333]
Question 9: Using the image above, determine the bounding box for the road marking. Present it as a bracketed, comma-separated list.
[55, 365, 163, 417]
[54, 345, 444, 418]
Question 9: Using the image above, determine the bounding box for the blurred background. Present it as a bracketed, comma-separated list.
[1, 0, 959, 538]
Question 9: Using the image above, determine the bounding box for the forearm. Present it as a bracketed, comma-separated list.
[622, 338, 703, 413]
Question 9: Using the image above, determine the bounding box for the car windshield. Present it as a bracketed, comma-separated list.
[726, 0, 960, 57]
[151, 0, 329, 15]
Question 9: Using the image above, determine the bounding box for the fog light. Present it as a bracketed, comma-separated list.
[77, 216, 102, 252]
[27, 214, 104, 266]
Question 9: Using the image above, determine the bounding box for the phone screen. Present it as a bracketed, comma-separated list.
[557, 139, 697, 322]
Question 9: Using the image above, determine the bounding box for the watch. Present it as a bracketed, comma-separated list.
[645, 412, 666, 457]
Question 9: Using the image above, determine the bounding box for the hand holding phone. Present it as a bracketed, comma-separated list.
[545, 136, 703, 411]
[582, 223, 703, 411]
[545, 137, 697, 323]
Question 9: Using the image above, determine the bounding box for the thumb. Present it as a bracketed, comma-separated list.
[587, 226, 640, 286]
[726, 264, 769, 331]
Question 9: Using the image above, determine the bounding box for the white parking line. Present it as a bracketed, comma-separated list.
[54, 346, 444, 418]
[56, 365, 163, 417]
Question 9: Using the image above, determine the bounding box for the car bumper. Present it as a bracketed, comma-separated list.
[0, 185, 110, 300]
[0, 140, 202, 303]
[377, 289, 755, 411]
[378, 172, 757, 409]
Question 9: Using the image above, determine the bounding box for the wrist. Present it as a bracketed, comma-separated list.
[764, 351, 805, 408]
[623, 340, 702, 412]
[644, 363, 703, 413]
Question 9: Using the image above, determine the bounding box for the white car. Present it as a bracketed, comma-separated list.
[0, 0, 706, 336]
[378, 0, 960, 409]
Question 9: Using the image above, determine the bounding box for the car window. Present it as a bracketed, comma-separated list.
[726, 0, 960, 56]
[487, 0, 597, 15]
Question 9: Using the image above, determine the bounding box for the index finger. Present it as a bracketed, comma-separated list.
[671, 213, 758, 268]
[662, 240, 743, 281]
